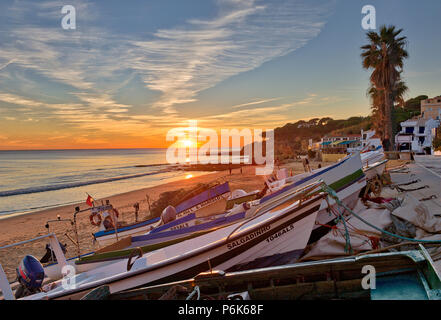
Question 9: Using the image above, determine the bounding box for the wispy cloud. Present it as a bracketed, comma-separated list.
[230, 97, 283, 109]
[128, 0, 333, 113]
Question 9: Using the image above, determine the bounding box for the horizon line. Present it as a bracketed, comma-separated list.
[0, 147, 169, 151]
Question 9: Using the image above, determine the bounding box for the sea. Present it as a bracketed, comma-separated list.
[0, 149, 212, 219]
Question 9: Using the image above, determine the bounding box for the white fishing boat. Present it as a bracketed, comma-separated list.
[360, 146, 385, 167]
[16, 181, 325, 300]
[265, 153, 366, 230]
[69, 205, 251, 271]
[94, 182, 231, 247]
[363, 159, 388, 180]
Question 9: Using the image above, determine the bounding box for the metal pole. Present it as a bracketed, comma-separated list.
[73, 208, 81, 257]
[113, 206, 119, 242]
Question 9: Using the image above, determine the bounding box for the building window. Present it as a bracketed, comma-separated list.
[419, 126, 425, 134]
[405, 127, 414, 134]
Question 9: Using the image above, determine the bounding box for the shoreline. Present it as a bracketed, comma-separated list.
[0, 169, 214, 221]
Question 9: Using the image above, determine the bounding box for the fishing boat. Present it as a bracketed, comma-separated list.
[94, 182, 231, 247]
[16, 180, 325, 300]
[363, 159, 388, 180]
[107, 245, 441, 300]
[265, 153, 366, 231]
[360, 146, 385, 167]
[72, 205, 251, 270]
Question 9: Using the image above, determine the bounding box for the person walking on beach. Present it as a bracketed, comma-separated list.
[134, 202, 140, 222]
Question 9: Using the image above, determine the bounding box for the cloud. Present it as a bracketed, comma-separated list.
[230, 98, 283, 109]
[0, 59, 15, 72]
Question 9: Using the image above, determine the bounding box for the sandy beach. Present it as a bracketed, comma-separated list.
[0, 161, 327, 282]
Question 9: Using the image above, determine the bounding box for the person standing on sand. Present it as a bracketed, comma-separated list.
[382, 135, 391, 152]
[133, 202, 140, 222]
[229, 165, 232, 175]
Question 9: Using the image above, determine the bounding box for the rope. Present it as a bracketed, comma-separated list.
[324, 196, 352, 254]
[186, 286, 200, 300]
[321, 183, 441, 244]
[395, 185, 429, 192]
[315, 222, 339, 236]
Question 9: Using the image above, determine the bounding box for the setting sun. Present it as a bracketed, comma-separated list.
[182, 140, 196, 148]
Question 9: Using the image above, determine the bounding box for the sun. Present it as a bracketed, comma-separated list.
[181, 139, 196, 148]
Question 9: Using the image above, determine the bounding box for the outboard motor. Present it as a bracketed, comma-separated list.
[15, 255, 45, 299]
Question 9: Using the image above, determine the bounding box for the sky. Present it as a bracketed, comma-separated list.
[0, 0, 440, 149]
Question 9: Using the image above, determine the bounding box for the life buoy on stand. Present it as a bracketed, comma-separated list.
[89, 213, 102, 226]
[103, 208, 120, 230]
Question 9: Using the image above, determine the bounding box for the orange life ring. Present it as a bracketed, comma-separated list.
[89, 213, 102, 226]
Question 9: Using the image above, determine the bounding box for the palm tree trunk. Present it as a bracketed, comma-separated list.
[384, 90, 394, 151]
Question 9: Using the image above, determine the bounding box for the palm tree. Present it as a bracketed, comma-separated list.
[367, 80, 408, 141]
[361, 25, 408, 151]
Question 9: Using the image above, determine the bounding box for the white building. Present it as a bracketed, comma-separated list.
[395, 117, 440, 154]
[360, 130, 382, 150]
[346, 130, 382, 153]
[421, 96, 441, 120]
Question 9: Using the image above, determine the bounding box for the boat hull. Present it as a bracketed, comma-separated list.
[94, 182, 231, 246]
[273, 154, 366, 230]
[363, 159, 388, 180]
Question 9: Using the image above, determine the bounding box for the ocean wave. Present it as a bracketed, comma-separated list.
[0, 199, 82, 216]
[0, 168, 174, 197]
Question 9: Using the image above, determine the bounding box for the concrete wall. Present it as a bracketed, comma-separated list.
[321, 153, 347, 162]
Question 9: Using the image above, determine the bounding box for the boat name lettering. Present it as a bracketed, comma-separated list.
[227, 225, 271, 250]
[177, 194, 225, 218]
[170, 223, 190, 231]
[266, 224, 294, 243]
